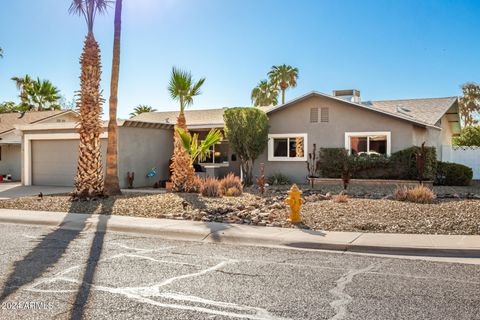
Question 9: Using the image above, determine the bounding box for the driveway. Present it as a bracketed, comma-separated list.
[0, 183, 71, 200]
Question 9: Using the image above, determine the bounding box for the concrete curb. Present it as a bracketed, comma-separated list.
[0, 209, 479, 258]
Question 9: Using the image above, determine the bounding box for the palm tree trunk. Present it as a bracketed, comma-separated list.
[170, 111, 198, 192]
[104, 0, 122, 196]
[282, 89, 285, 105]
[73, 34, 104, 199]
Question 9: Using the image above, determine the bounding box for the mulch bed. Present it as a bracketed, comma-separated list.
[0, 185, 479, 235]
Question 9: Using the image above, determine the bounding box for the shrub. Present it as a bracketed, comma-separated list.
[201, 178, 222, 197]
[332, 192, 348, 203]
[393, 185, 435, 203]
[435, 162, 473, 186]
[317, 148, 345, 178]
[225, 187, 242, 197]
[220, 173, 243, 196]
[267, 173, 291, 185]
[389, 146, 437, 180]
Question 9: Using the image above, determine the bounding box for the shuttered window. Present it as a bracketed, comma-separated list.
[310, 108, 319, 123]
[321, 107, 329, 122]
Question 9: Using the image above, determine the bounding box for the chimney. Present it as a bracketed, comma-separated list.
[332, 89, 361, 104]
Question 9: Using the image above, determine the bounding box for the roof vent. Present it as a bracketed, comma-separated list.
[332, 89, 361, 104]
[396, 105, 413, 117]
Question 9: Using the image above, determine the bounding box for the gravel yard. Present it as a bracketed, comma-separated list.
[0, 184, 479, 235]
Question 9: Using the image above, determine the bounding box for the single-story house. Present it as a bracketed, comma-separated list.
[15, 89, 461, 186]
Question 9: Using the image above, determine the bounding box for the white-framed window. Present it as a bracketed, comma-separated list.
[268, 134, 308, 161]
[345, 131, 391, 156]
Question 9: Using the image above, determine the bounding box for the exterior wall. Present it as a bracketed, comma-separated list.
[0, 144, 21, 180]
[254, 95, 426, 183]
[40, 112, 78, 124]
[118, 126, 173, 188]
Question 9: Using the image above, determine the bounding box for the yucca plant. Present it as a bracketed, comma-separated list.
[69, 0, 111, 198]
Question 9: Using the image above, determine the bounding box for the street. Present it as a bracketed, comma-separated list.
[0, 222, 479, 320]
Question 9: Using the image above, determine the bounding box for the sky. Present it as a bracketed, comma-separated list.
[0, 0, 479, 119]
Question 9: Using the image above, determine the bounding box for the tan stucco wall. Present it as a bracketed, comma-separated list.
[118, 126, 173, 188]
[0, 144, 21, 180]
[254, 95, 430, 183]
[40, 112, 79, 124]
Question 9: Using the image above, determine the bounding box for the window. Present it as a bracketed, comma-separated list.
[345, 132, 391, 156]
[200, 140, 229, 165]
[320, 107, 329, 122]
[268, 134, 308, 161]
[310, 108, 318, 123]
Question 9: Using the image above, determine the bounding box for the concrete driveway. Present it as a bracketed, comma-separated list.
[0, 183, 71, 199]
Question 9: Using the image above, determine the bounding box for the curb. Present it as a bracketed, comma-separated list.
[0, 209, 479, 258]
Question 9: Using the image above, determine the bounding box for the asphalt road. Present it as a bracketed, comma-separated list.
[0, 222, 479, 320]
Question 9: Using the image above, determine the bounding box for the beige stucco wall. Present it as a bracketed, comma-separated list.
[0, 144, 21, 180]
[41, 112, 79, 124]
[254, 95, 431, 183]
[118, 126, 173, 188]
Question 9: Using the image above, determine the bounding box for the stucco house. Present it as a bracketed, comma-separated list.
[13, 89, 460, 186]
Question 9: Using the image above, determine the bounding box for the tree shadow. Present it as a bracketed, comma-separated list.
[0, 199, 101, 303]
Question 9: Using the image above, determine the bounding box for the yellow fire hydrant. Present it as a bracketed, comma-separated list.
[285, 184, 304, 224]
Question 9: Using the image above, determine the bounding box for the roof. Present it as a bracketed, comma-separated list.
[265, 91, 458, 129]
[364, 96, 458, 126]
[16, 119, 173, 131]
[131, 108, 226, 128]
[0, 110, 75, 135]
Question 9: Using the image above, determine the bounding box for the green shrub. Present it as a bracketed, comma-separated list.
[267, 173, 291, 185]
[389, 146, 437, 180]
[317, 148, 345, 178]
[435, 162, 473, 186]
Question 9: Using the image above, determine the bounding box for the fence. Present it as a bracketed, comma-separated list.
[441, 145, 480, 179]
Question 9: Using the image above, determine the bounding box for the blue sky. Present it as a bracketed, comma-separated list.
[0, 0, 479, 118]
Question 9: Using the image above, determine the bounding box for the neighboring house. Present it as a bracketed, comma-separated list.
[16, 89, 461, 186]
[0, 110, 78, 181]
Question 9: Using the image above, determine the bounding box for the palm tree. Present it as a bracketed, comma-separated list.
[268, 64, 299, 104]
[168, 67, 205, 192]
[11, 76, 61, 111]
[0, 47, 3, 58]
[69, 0, 111, 198]
[12, 75, 34, 105]
[251, 80, 278, 106]
[176, 128, 222, 164]
[104, 0, 122, 196]
[129, 105, 157, 118]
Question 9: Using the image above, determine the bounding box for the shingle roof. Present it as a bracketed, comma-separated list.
[131, 108, 226, 127]
[363, 97, 458, 126]
[0, 110, 73, 134]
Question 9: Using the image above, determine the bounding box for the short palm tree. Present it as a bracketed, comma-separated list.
[129, 105, 157, 118]
[176, 128, 222, 164]
[69, 0, 111, 198]
[12, 76, 61, 111]
[168, 67, 205, 192]
[268, 64, 299, 104]
[251, 80, 278, 106]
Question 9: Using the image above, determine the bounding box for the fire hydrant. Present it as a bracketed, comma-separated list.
[285, 184, 304, 224]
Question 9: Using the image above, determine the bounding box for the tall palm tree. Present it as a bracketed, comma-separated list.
[69, 0, 111, 198]
[168, 67, 205, 192]
[129, 105, 157, 118]
[104, 0, 122, 196]
[251, 80, 278, 106]
[12, 76, 61, 111]
[268, 64, 299, 104]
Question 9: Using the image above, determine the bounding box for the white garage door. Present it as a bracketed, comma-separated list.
[31, 139, 107, 186]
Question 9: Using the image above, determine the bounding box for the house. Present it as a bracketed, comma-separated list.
[0, 110, 78, 181]
[16, 89, 461, 186]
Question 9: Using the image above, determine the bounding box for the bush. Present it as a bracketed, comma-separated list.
[332, 192, 348, 203]
[389, 146, 437, 180]
[393, 185, 435, 203]
[220, 173, 243, 196]
[267, 173, 291, 185]
[225, 187, 242, 197]
[317, 148, 345, 178]
[201, 178, 222, 197]
[435, 162, 473, 186]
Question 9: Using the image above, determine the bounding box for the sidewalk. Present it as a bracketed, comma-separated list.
[0, 208, 479, 258]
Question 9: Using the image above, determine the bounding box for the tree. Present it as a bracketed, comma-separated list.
[11, 76, 61, 111]
[104, 0, 122, 196]
[268, 64, 299, 104]
[0, 47, 3, 58]
[453, 126, 480, 146]
[168, 67, 205, 192]
[176, 128, 222, 163]
[459, 82, 480, 127]
[0, 101, 18, 113]
[69, 0, 111, 198]
[129, 105, 157, 118]
[224, 108, 269, 185]
[251, 80, 278, 107]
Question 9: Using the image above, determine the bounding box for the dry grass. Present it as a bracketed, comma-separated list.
[220, 173, 243, 196]
[332, 192, 349, 203]
[393, 184, 436, 203]
[225, 187, 242, 197]
[201, 178, 222, 197]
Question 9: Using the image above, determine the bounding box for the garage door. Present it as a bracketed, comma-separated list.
[31, 139, 107, 186]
